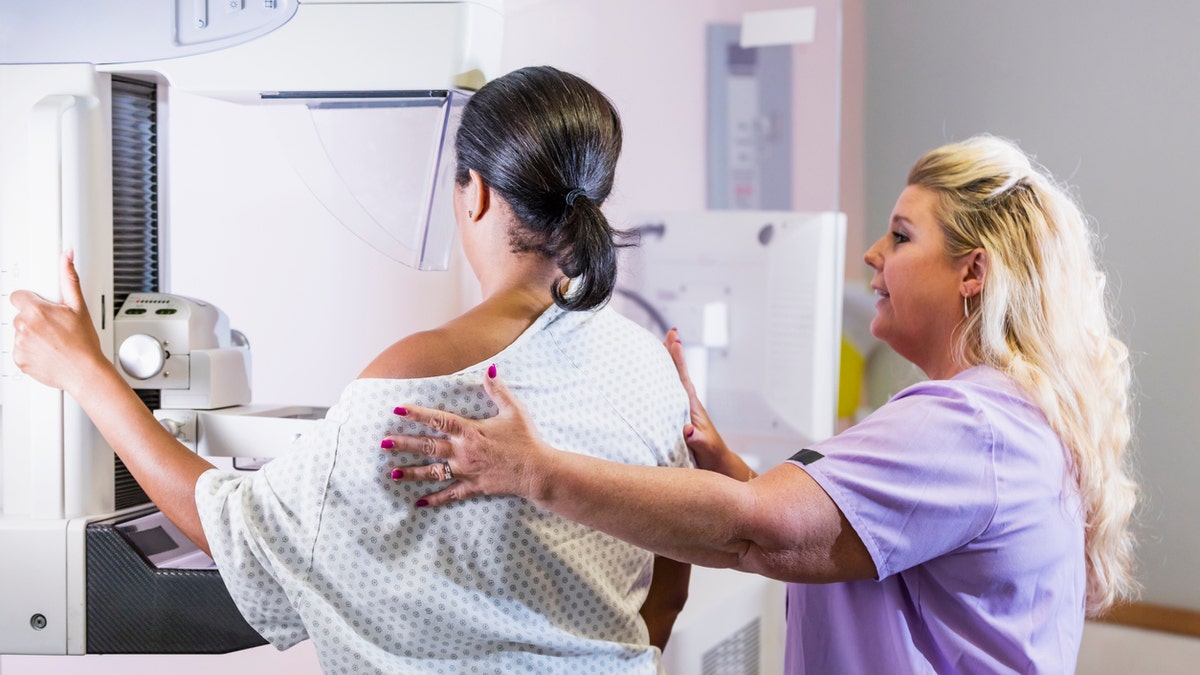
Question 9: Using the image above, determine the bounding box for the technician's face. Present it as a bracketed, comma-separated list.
[864, 185, 966, 375]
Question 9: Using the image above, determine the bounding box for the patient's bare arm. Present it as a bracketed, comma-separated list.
[10, 252, 216, 554]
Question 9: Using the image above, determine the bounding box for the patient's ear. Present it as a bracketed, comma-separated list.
[467, 169, 490, 221]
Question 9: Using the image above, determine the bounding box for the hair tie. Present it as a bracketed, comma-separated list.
[565, 188, 586, 207]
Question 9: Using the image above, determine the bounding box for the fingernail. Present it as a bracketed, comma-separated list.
[394, 406, 408, 416]
[391, 468, 404, 480]
[381, 439, 394, 449]
[685, 427, 694, 438]
[415, 499, 429, 508]
[487, 363, 497, 379]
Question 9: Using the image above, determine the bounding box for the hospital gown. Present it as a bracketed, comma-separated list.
[195, 304, 693, 674]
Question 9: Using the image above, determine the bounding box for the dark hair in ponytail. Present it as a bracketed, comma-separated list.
[454, 66, 632, 311]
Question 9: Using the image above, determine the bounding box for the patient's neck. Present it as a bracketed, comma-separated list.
[474, 252, 560, 317]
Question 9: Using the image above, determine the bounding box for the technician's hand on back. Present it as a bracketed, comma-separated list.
[390, 361, 878, 581]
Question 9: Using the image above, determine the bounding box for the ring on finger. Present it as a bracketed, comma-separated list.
[442, 462, 454, 482]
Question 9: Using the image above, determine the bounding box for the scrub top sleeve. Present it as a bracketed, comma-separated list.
[795, 383, 999, 579]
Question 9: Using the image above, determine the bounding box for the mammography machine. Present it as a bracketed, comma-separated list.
[1, 2, 845, 670]
[0, 0, 502, 654]
[617, 211, 845, 675]
[618, 211, 845, 467]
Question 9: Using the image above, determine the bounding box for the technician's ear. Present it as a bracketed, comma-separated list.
[467, 169, 490, 222]
[960, 247, 988, 298]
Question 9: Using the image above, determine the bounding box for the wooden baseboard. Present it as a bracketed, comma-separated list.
[1096, 602, 1200, 639]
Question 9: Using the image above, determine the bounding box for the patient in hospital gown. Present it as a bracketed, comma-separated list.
[196, 304, 690, 673]
[193, 66, 694, 673]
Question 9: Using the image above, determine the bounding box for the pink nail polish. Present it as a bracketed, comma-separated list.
[381, 439, 394, 449]
[391, 468, 404, 480]
[394, 406, 408, 416]
[685, 427, 694, 438]
[487, 363, 497, 379]
[415, 499, 429, 507]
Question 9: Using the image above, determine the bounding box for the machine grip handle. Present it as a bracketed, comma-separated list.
[26, 93, 100, 520]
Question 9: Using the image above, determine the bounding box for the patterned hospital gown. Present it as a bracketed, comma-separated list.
[195, 304, 693, 673]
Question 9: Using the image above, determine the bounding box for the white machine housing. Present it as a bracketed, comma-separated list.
[618, 211, 846, 468]
[0, 0, 503, 655]
[115, 293, 251, 409]
[114, 293, 319, 471]
[618, 211, 846, 675]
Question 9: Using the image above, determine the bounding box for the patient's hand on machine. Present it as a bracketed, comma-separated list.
[9, 250, 109, 393]
[10, 250, 216, 554]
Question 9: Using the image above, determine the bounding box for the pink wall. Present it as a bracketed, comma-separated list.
[502, 0, 863, 274]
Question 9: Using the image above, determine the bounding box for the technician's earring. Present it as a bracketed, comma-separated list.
[468, 210, 473, 219]
[963, 294, 970, 318]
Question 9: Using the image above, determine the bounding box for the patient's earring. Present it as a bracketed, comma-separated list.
[468, 210, 474, 219]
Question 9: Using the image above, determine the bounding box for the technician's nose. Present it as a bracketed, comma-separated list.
[864, 236, 884, 271]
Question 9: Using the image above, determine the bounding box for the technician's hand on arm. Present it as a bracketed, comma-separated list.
[664, 328, 756, 481]
[384, 369, 877, 584]
[10, 252, 215, 554]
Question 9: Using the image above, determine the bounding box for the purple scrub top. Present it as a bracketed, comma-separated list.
[787, 366, 1085, 674]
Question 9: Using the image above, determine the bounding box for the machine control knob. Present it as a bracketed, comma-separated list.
[118, 333, 166, 380]
[160, 418, 184, 439]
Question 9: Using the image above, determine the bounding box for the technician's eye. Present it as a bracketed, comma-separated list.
[891, 231, 909, 244]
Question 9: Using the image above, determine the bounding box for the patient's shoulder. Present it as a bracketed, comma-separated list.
[356, 304, 537, 380]
[357, 328, 466, 380]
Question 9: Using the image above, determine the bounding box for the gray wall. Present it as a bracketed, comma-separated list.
[865, 1, 1200, 608]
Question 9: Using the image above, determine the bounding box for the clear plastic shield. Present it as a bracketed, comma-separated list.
[262, 89, 470, 270]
